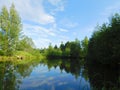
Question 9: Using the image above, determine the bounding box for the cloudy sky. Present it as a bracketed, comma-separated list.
[0, 0, 120, 48]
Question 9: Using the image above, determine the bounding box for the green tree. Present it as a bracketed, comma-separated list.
[0, 6, 9, 55]
[8, 4, 22, 55]
[54, 45, 58, 49]
[81, 36, 89, 57]
[87, 13, 120, 65]
[60, 42, 65, 51]
[17, 36, 35, 52]
[46, 43, 62, 58]
[0, 4, 22, 56]
[70, 39, 81, 58]
[62, 47, 70, 58]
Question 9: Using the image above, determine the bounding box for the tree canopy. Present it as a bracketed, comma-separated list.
[44, 39, 85, 59]
[0, 4, 35, 56]
[87, 13, 120, 65]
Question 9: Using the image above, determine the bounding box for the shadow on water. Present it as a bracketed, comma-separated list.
[87, 63, 120, 90]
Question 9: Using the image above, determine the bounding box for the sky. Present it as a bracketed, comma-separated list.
[0, 0, 120, 48]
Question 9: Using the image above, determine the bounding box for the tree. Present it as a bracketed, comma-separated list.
[17, 36, 35, 52]
[45, 39, 82, 59]
[60, 42, 65, 51]
[0, 4, 22, 56]
[62, 47, 70, 58]
[70, 39, 81, 58]
[8, 4, 22, 55]
[81, 36, 88, 57]
[46, 43, 62, 58]
[0, 6, 9, 56]
[87, 13, 120, 65]
[54, 45, 58, 49]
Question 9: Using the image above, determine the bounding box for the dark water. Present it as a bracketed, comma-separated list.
[0, 59, 119, 90]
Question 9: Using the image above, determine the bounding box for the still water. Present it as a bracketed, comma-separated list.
[20, 64, 90, 90]
[0, 59, 119, 90]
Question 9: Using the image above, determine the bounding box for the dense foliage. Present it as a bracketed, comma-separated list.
[44, 38, 88, 59]
[0, 4, 22, 56]
[87, 13, 120, 65]
[0, 4, 37, 57]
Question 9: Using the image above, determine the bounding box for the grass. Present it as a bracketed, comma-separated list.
[14, 51, 35, 59]
[0, 51, 45, 63]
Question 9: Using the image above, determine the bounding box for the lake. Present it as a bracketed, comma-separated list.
[0, 59, 119, 90]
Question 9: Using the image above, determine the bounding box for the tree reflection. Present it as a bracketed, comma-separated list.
[0, 61, 39, 90]
[0, 61, 20, 90]
[0, 59, 119, 90]
[42, 59, 119, 89]
[41, 59, 84, 78]
[87, 64, 119, 90]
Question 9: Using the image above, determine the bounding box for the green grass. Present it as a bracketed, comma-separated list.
[14, 51, 34, 59]
[0, 51, 45, 63]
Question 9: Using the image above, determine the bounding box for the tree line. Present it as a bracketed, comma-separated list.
[41, 37, 88, 59]
[0, 4, 36, 57]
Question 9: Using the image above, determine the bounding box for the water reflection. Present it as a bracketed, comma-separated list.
[0, 59, 119, 90]
[20, 59, 90, 90]
[0, 61, 40, 90]
[87, 64, 119, 90]
[41, 59, 84, 78]
[0, 61, 18, 90]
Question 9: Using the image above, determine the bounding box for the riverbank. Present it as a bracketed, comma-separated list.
[0, 51, 44, 62]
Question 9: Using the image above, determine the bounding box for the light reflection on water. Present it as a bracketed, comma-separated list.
[20, 64, 90, 90]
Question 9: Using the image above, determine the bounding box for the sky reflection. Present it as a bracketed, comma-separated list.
[20, 64, 90, 90]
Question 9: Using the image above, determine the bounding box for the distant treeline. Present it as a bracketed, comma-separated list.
[41, 37, 88, 59]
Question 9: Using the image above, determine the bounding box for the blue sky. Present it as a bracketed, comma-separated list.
[0, 0, 120, 48]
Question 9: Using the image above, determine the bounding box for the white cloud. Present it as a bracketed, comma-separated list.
[23, 23, 58, 48]
[0, 0, 55, 24]
[48, 0, 66, 15]
[0, 0, 68, 48]
[33, 38, 52, 48]
[59, 18, 79, 28]
[48, 0, 62, 6]
[23, 23, 71, 48]
[99, 2, 120, 25]
[101, 3, 120, 17]
[59, 28, 68, 32]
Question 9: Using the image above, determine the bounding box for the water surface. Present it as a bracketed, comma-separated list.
[0, 59, 119, 90]
[20, 64, 90, 90]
